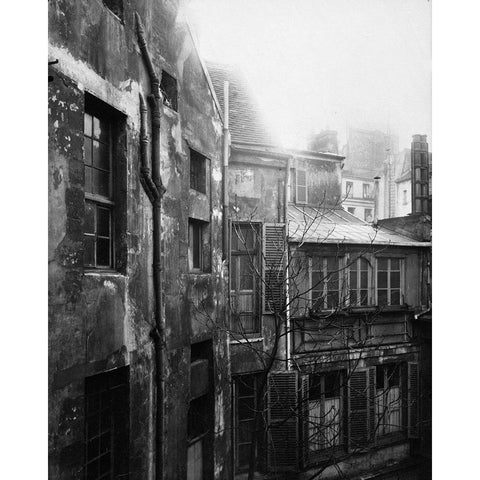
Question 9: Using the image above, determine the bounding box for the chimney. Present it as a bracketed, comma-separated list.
[410, 134, 430, 215]
[373, 176, 381, 225]
[308, 130, 338, 154]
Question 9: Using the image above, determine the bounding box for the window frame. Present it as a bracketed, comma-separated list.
[230, 223, 261, 335]
[364, 208, 373, 222]
[189, 219, 205, 272]
[296, 169, 308, 204]
[83, 103, 115, 270]
[307, 371, 345, 454]
[362, 183, 371, 199]
[233, 374, 262, 472]
[375, 256, 405, 307]
[189, 149, 207, 194]
[345, 181, 354, 198]
[309, 255, 345, 311]
[347, 255, 373, 307]
[375, 364, 403, 438]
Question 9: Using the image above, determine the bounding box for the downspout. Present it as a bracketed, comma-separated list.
[373, 176, 380, 226]
[136, 13, 167, 480]
[222, 81, 230, 261]
[284, 157, 291, 369]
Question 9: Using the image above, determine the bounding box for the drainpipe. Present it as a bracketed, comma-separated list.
[373, 176, 381, 226]
[222, 81, 230, 261]
[284, 157, 291, 369]
[136, 13, 167, 480]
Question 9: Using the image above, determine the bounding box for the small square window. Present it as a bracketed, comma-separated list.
[347, 207, 355, 215]
[190, 149, 207, 194]
[160, 71, 178, 112]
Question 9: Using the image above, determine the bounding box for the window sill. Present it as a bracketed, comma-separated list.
[84, 269, 125, 278]
[229, 336, 263, 344]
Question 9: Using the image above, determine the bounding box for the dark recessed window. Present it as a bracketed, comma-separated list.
[190, 149, 207, 194]
[103, 0, 123, 21]
[189, 219, 209, 272]
[85, 367, 129, 480]
[160, 71, 178, 111]
[347, 207, 355, 215]
[84, 107, 113, 268]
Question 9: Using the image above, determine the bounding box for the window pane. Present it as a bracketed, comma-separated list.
[326, 291, 338, 308]
[349, 290, 357, 305]
[376, 366, 385, 389]
[390, 290, 401, 305]
[93, 140, 110, 171]
[360, 271, 368, 288]
[377, 258, 388, 270]
[238, 421, 255, 445]
[390, 271, 400, 288]
[421, 169, 428, 181]
[84, 137, 93, 165]
[238, 397, 255, 421]
[326, 257, 337, 271]
[297, 185, 307, 202]
[359, 289, 369, 305]
[84, 202, 96, 234]
[97, 207, 111, 238]
[297, 170, 306, 185]
[325, 372, 340, 398]
[350, 271, 357, 289]
[85, 165, 93, 193]
[84, 236, 95, 266]
[378, 271, 388, 288]
[378, 290, 388, 306]
[237, 376, 255, 396]
[97, 237, 111, 266]
[93, 116, 109, 142]
[390, 258, 400, 270]
[84, 113, 93, 136]
[93, 169, 110, 197]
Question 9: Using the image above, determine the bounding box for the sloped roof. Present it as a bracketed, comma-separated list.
[206, 61, 277, 146]
[288, 205, 429, 247]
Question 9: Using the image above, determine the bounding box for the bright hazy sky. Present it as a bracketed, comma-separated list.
[186, 0, 431, 151]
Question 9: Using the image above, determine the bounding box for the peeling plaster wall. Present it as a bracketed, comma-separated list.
[49, 1, 230, 479]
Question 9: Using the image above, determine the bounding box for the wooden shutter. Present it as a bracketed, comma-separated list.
[298, 374, 310, 469]
[263, 223, 286, 313]
[348, 368, 375, 450]
[408, 362, 419, 438]
[267, 371, 298, 472]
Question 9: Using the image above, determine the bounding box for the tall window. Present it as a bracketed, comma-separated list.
[84, 107, 114, 268]
[190, 149, 207, 194]
[296, 169, 307, 204]
[311, 257, 342, 310]
[187, 396, 209, 480]
[364, 208, 373, 222]
[377, 258, 403, 306]
[348, 257, 371, 306]
[308, 371, 343, 452]
[362, 183, 371, 199]
[376, 364, 402, 436]
[230, 224, 260, 334]
[345, 181, 353, 198]
[85, 367, 129, 480]
[233, 375, 260, 471]
[189, 219, 208, 272]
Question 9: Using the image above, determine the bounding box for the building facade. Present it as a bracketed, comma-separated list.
[209, 64, 431, 479]
[48, 2, 230, 479]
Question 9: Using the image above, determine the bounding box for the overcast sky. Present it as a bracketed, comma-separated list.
[186, 0, 431, 151]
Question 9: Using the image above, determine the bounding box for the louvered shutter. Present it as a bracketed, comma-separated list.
[267, 371, 298, 472]
[263, 223, 286, 313]
[348, 369, 369, 451]
[298, 374, 310, 469]
[367, 367, 376, 443]
[408, 362, 419, 438]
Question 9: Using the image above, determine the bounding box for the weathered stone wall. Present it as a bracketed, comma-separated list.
[49, 1, 230, 479]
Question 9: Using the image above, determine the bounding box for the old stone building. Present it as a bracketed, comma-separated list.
[209, 63, 431, 479]
[48, 1, 230, 479]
